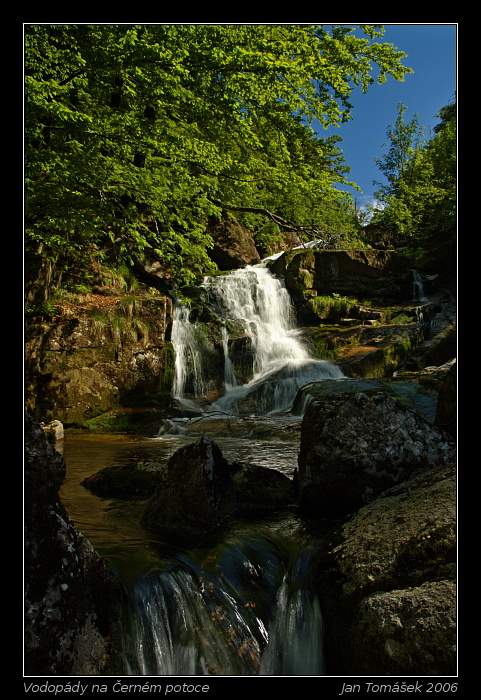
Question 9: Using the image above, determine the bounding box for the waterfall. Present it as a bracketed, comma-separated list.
[171, 302, 209, 405]
[171, 263, 343, 416]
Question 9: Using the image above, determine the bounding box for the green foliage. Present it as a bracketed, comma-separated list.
[369, 101, 456, 262]
[25, 24, 412, 287]
[373, 103, 426, 201]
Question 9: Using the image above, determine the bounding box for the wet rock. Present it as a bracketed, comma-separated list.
[24, 413, 118, 675]
[297, 392, 456, 518]
[141, 437, 237, 537]
[82, 461, 169, 499]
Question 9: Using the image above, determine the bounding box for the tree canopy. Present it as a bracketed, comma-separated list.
[25, 24, 413, 286]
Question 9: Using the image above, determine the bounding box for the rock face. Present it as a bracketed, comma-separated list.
[25, 292, 174, 426]
[268, 248, 412, 321]
[317, 461, 456, 675]
[24, 413, 118, 675]
[141, 437, 238, 537]
[297, 391, 456, 518]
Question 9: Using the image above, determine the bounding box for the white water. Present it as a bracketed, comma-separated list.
[171, 263, 343, 417]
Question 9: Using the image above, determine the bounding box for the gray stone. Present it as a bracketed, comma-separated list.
[142, 437, 237, 537]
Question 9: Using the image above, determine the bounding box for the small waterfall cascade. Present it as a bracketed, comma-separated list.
[171, 263, 343, 417]
[171, 302, 210, 402]
[412, 269, 426, 302]
[117, 534, 325, 676]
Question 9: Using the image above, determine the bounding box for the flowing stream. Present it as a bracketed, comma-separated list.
[60, 262, 345, 676]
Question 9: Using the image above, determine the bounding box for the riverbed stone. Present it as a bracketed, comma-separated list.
[82, 461, 169, 498]
[141, 437, 238, 537]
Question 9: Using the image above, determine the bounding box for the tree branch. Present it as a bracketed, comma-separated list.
[211, 198, 325, 236]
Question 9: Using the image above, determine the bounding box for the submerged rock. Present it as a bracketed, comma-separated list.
[297, 391, 456, 518]
[82, 461, 168, 499]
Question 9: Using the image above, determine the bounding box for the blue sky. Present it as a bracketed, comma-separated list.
[317, 23, 457, 211]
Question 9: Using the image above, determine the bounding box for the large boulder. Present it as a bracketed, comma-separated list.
[316, 461, 456, 675]
[206, 216, 261, 270]
[292, 377, 439, 422]
[141, 437, 237, 537]
[24, 413, 118, 675]
[297, 391, 456, 517]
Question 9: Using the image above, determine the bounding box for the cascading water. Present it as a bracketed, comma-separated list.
[412, 269, 426, 302]
[116, 533, 325, 676]
[171, 263, 343, 417]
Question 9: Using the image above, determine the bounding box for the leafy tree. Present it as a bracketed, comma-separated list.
[373, 102, 426, 201]
[368, 101, 456, 266]
[25, 24, 412, 288]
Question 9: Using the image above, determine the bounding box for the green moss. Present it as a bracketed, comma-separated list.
[307, 294, 358, 321]
[79, 407, 167, 433]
